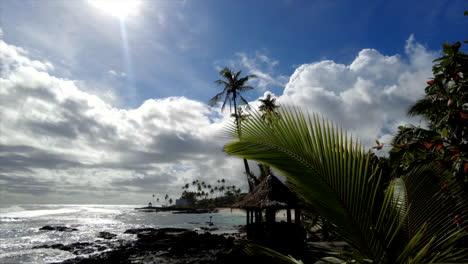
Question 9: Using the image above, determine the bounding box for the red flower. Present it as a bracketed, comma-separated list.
[454, 215, 461, 225]
[460, 112, 468, 119]
[451, 153, 460, 160]
[441, 184, 448, 191]
[423, 142, 434, 149]
[435, 144, 443, 151]
[427, 80, 435, 85]
[376, 145, 383, 150]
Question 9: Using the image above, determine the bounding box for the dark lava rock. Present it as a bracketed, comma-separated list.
[55, 226, 299, 264]
[97, 232, 117, 240]
[200, 226, 219, 231]
[34, 242, 96, 255]
[40, 225, 78, 232]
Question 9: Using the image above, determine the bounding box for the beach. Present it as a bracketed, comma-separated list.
[0, 204, 246, 264]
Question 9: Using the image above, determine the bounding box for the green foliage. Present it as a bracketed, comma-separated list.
[179, 179, 243, 208]
[391, 41, 468, 191]
[224, 107, 468, 263]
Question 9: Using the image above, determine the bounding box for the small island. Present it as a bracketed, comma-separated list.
[135, 178, 246, 214]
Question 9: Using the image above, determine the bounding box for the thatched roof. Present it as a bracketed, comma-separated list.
[233, 175, 299, 209]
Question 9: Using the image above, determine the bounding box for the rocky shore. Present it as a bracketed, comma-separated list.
[35, 226, 277, 264]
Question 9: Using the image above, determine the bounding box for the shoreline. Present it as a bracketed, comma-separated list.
[34, 226, 252, 264]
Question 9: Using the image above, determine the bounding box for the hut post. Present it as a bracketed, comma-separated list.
[286, 209, 291, 223]
[250, 209, 255, 224]
[258, 209, 263, 223]
[246, 210, 250, 225]
[294, 208, 301, 226]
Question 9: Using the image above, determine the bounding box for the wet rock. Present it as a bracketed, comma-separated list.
[200, 226, 219, 231]
[97, 232, 117, 240]
[40, 225, 78, 232]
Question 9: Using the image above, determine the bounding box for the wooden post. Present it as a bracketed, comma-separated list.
[295, 208, 301, 225]
[250, 209, 254, 224]
[246, 210, 250, 225]
[258, 209, 263, 223]
[286, 209, 291, 223]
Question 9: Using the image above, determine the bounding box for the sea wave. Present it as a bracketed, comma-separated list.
[0, 208, 81, 218]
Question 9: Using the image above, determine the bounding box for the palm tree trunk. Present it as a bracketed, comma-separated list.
[233, 96, 254, 192]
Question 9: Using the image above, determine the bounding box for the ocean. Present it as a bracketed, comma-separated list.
[0, 204, 246, 264]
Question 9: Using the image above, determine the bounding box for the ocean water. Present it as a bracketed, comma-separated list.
[0, 204, 246, 264]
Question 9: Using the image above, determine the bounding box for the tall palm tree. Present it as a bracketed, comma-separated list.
[224, 107, 468, 263]
[210, 67, 257, 191]
[256, 94, 280, 182]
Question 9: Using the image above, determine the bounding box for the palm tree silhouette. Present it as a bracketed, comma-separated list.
[258, 94, 280, 121]
[210, 67, 257, 191]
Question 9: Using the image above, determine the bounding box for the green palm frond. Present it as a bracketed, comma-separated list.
[224, 107, 468, 263]
[407, 98, 434, 118]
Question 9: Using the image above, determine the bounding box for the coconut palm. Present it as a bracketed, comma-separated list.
[224, 107, 468, 263]
[210, 67, 258, 191]
[258, 94, 280, 121]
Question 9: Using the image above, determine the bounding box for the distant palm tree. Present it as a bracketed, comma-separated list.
[258, 94, 280, 121]
[210, 67, 257, 192]
[230, 106, 250, 124]
[169, 198, 173, 206]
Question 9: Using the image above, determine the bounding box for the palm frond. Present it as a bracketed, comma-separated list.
[209, 91, 226, 107]
[221, 93, 230, 112]
[224, 107, 391, 261]
[215, 79, 228, 87]
[224, 107, 468, 263]
[239, 95, 250, 106]
[407, 98, 434, 117]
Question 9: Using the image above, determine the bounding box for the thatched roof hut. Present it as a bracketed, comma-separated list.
[233, 175, 302, 227]
[233, 175, 299, 209]
[233, 175, 304, 245]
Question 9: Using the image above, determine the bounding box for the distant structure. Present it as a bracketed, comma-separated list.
[233, 175, 305, 250]
[175, 199, 188, 206]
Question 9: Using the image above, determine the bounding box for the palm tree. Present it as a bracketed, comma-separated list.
[257, 94, 280, 182]
[230, 106, 250, 124]
[210, 67, 257, 191]
[224, 107, 468, 263]
[258, 94, 280, 121]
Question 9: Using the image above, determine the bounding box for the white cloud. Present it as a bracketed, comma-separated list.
[279, 35, 438, 148]
[108, 70, 126, 77]
[0, 34, 439, 203]
[0, 38, 246, 204]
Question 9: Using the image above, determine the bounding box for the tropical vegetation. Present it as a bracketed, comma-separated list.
[210, 67, 258, 191]
[178, 178, 244, 208]
[223, 40, 468, 263]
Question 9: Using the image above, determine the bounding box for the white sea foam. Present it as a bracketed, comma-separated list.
[0, 208, 80, 218]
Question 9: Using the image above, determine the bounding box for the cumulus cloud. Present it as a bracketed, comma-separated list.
[0, 38, 245, 204]
[0, 34, 438, 204]
[279, 35, 437, 148]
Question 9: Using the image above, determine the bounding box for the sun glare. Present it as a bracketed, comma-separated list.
[88, 0, 142, 19]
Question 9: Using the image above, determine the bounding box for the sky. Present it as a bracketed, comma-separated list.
[0, 0, 467, 204]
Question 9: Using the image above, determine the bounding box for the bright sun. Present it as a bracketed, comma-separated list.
[88, 0, 142, 19]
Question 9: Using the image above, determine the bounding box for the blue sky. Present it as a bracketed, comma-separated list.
[0, 0, 467, 204]
[1, 0, 465, 106]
